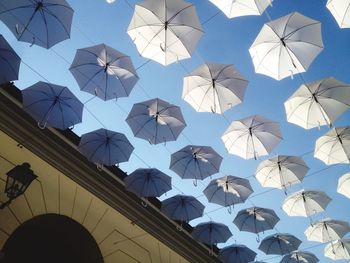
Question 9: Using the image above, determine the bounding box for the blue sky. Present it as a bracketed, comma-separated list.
[1, 0, 350, 262]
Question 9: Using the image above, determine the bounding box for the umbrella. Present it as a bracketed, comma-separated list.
[126, 98, 186, 145]
[182, 63, 248, 114]
[305, 219, 350, 243]
[209, 0, 272, 18]
[233, 207, 280, 235]
[324, 239, 350, 260]
[0, 34, 21, 84]
[338, 172, 350, 199]
[314, 126, 350, 165]
[255, 155, 309, 190]
[78, 128, 134, 166]
[127, 0, 203, 66]
[280, 251, 319, 263]
[0, 0, 74, 49]
[22, 81, 83, 129]
[219, 244, 257, 263]
[222, 115, 282, 159]
[69, 43, 139, 101]
[203, 175, 253, 208]
[170, 145, 222, 180]
[282, 190, 332, 217]
[259, 233, 302, 255]
[249, 12, 323, 80]
[161, 195, 204, 222]
[327, 0, 350, 28]
[284, 77, 350, 129]
[191, 221, 232, 245]
[124, 168, 171, 198]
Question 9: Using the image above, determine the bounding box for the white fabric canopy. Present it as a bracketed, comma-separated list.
[324, 239, 350, 260]
[305, 219, 350, 243]
[327, 0, 350, 28]
[338, 172, 350, 199]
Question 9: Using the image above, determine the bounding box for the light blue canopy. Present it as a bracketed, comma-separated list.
[0, 34, 21, 84]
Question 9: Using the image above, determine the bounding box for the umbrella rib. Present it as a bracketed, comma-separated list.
[42, 4, 72, 37]
[0, 53, 20, 77]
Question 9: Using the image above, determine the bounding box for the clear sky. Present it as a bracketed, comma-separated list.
[1, 0, 350, 262]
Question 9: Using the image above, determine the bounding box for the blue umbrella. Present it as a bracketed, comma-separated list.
[280, 251, 319, 263]
[22, 81, 83, 129]
[191, 221, 232, 245]
[259, 233, 302, 255]
[219, 244, 257, 263]
[0, 34, 21, 84]
[124, 168, 172, 198]
[78, 128, 134, 166]
[161, 195, 204, 222]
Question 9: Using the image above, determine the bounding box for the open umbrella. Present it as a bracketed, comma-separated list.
[170, 145, 222, 180]
[324, 239, 350, 260]
[0, 34, 21, 84]
[127, 0, 203, 65]
[249, 12, 323, 80]
[191, 221, 232, 245]
[280, 251, 319, 263]
[219, 244, 257, 263]
[305, 219, 350, 243]
[203, 175, 253, 208]
[69, 43, 139, 101]
[126, 98, 186, 145]
[209, 0, 272, 18]
[284, 77, 350, 129]
[338, 172, 350, 199]
[22, 81, 83, 129]
[222, 115, 282, 159]
[0, 0, 74, 49]
[314, 126, 350, 165]
[78, 128, 134, 166]
[255, 155, 309, 190]
[124, 168, 171, 198]
[327, 0, 350, 28]
[161, 195, 204, 222]
[259, 233, 302, 255]
[182, 63, 248, 114]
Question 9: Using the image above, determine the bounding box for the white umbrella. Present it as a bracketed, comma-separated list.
[338, 172, 350, 199]
[182, 63, 248, 114]
[222, 115, 282, 159]
[249, 12, 323, 80]
[282, 190, 331, 217]
[326, 0, 350, 28]
[284, 77, 350, 129]
[255, 155, 309, 189]
[209, 0, 272, 18]
[127, 0, 203, 66]
[305, 219, 350, 243]
[314, 126, 350, 165]
[324, 239, 350, 260]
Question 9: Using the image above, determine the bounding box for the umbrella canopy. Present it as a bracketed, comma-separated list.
[255, 155, 309, 189]
[124, 168, 171, 198]
[282, 190, 332, 217]
[78, 128, 134, 166]
[284, 77, 350, 129]
[219, 244, 257, 263]
[170, 145, 222, 180]
[280, 251, 319, 263]
[203, 175, 253, 207]
[191, 221, 232, 245]
[209, 0, 272, 18]
[127, 0, 203, 65]
[249, 12, 323, 80]
[314, 126, 350, 165]
[0, 0, 73, 49]
[126, 98, 186, 145]
[22, 81, 83, 130]
[222, 115, 282, 159]
[233, 207, 280, 234]
[0, 34, 21, 84]
[69, 43, 139, 101]
[327, 0, 350, 28]
[338, 172, 350, 199]
[324, 239, 350, 260]
[182, 63, 248, 114]
[161, 195, 204, 222]
[305, 219, 350, 243]
[259, 233, 302, 255]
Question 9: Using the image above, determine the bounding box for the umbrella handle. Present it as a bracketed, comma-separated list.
[96, 164, 104, 171]
[141, 200, 148, 207]
[176, 225, 183, 232]
[38, 121, 47, 129]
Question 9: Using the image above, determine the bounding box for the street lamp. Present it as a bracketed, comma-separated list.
[0, 163, 37, 209]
